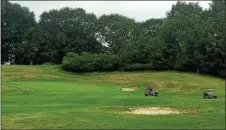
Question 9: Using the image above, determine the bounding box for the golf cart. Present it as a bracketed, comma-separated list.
[144, 87, 158, 96]
[203, 89, 217, 99]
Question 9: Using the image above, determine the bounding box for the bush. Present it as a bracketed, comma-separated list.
[123, 63, 153, 71]
[62, 53, 118, 72]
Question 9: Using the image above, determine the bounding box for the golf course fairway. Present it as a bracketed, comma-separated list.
[2, 65, 225, 129]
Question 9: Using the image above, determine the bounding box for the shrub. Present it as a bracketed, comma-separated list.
[123, 63, 153, 71]
[62, 53, 118, 72]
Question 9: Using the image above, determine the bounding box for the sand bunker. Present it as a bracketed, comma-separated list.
[121, 87, 136, 92]
[126, 107, 184, 115]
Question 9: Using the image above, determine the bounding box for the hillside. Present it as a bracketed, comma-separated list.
[2, 65, 225, 129]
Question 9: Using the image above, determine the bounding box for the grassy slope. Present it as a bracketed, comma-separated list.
[2, 65, 225, 129]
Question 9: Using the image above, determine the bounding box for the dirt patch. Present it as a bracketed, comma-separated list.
[121, 87, 136, 92]
[147, 80, 163, 88]
[24, 75, 34, 80]
[188, 83, 200, 86]
[126, 107, 185, 115]
[106, 74, 141, 84]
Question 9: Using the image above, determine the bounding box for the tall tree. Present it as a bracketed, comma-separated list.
[36, 7, 103, 64]
[201, 0, 226, 77]
[160, 2, 203, 70]
[124, 19, 165, 66]
[97, 14, 137, 53]
[1, 0, 36, 64]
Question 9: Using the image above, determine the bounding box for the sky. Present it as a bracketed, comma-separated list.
[11, 1, 212, 22]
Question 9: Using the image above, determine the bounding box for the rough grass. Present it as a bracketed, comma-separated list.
[2, 65, 225, 129]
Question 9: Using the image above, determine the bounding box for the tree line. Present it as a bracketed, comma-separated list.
[1, 0, 225, 78]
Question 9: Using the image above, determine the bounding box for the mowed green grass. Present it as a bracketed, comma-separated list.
[2, 65, 225, 129]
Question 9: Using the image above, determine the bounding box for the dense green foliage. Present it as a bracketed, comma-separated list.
[2, 65, 225, 129]
[1, 0, 225, 78]
[62, 53, 118, 72]
[1, 0, 36, 64]
[123, 63, 153, 71]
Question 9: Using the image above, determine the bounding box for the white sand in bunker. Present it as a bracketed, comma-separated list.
[126, 107, 185, 115]
[121, 87, 136, 92]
